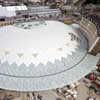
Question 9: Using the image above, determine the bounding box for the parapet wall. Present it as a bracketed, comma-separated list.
[80, 17, 100, 55]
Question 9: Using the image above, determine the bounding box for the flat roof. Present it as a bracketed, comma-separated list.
[0, 21, 99, 91]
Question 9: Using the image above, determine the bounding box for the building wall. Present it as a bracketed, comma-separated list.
[80, 17, 100, 55]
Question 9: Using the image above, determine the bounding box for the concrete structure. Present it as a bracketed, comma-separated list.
[79, 17, 100, 55]
[0, 20, 99, 91]
[0, 1, 99, 100]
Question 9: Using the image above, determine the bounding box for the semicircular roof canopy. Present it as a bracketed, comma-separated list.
[0, 21, 99, 91]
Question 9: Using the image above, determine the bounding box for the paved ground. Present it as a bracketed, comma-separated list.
[77, 83, 99, 100]
[0, 83, 100, 100]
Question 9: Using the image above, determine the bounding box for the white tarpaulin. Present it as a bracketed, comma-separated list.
[0, 6, 27, 17]
[0, 6, 16, 17]
[6, 6, 27, 11]
[0, 21, 99, 91]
